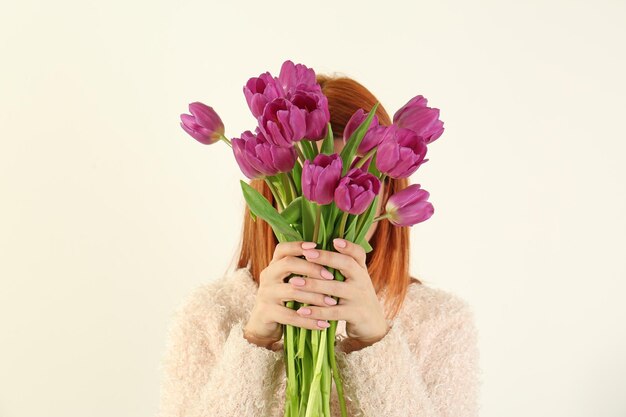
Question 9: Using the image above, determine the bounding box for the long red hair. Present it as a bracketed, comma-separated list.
[233, 74, 421, 321]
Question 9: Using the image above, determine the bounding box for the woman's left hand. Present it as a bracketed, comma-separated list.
[291, 238, 390, 348]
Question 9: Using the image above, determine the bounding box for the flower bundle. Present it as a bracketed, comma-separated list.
[180, 59, 443, 417]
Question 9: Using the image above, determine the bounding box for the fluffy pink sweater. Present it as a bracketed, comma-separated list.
[157, 266, 481, 417]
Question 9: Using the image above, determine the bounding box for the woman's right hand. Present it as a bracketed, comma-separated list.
[243, 240, 337, 349]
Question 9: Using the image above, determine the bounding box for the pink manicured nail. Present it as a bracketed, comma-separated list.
[290, 277, 306, 286]
[297, 307, 311, 315]
[302, 249, 319, 259]
[324, 296, 337, 305]
[333, 238, 347, 248]
[320, 268, 334, 280]
[317, 320, 330, 328]
[301, 241, 317, 249]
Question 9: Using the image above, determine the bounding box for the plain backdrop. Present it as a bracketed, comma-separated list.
[1, 1, 625, 416]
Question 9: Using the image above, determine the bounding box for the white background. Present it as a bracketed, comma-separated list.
[1, 1, 625, 416]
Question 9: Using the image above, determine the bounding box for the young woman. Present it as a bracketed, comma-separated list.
[158, 75, 480, 417]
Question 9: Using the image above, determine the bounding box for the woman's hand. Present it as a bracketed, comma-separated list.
[243, 241, 342, 350]
[292, 238, 391, 349]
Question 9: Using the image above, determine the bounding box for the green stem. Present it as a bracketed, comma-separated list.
[280, 172, 294, 204]
[373, 213, 391, 223]
[355, 212, 367, 236]
[354, 194, 380, 239]
[305, 327, 327, 417]
[285, 312, 299, 415]
[312, 204, 322, 243]
[300, 139, 319, 160]
[286, 171, 298, 201]
[352, 147, 376, 169]
[295, 142, 307, 165]
[325, 211, 350, 417]
[297, 203, 323, 416]
[309, 139, 320, 158]
[321, 347, 331, 416]
[338, 211, 349, 238]
[218, 134, 232, 148]
[265, 178, 285, 212]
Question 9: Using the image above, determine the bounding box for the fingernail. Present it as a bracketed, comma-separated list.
[289, 277, 305, 286]
[324, 296, 337, 305]
[317, 320, 330, 328]
[297, 307, 311, 315]
[320, 268, 334, 280]
[301, 241, 317, 250]
[302, 249, 319, 259]
[333, 238, 347, 248]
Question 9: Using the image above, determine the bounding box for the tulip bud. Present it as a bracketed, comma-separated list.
[243, 72, 285, 119]
[343, 108, 382, 156]
[258, 98, 307, 147]
[180, 102, 225, 145]
[385, 184, 434, 227]
[289, 85, 330, 141]
[301, 153, 343, 205]
[277, 59, 318, 98]
[376, 125, 428, 179]
[334, 168, 381, 215]
[392, 95, 444, 145]
[232, 129, 297, 179]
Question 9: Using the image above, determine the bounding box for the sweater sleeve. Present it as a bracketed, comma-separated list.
[334, 296, 480, 417]
[157, 284, 284, 417]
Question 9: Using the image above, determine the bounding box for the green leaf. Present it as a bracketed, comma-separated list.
[301, 195, 316, 242]
[344, 214, 358, 241]
[279, 172, 294, 203]
[299, 139, 315, 161]
[322, 203, 339, 246]
[280, 196, 302, 224]
[330, 209, 345, 238]
[356, 235, 373, 253]
[320, 122, 334, 155]
[311, 138, 320, 158]
[339, 102, 380, 176]
[292, 162, 302, 195]
[266, 174, 286, 204]
[240, 180, 302, 242]
[318, 207, 326, 247]
[367, 152, 382, 178]
[354, 195, 379, 244]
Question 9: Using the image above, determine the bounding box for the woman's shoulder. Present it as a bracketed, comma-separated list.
[402, 276, 476, 328]
[172, 267, 257, 325]
[197, 266, 256, 295]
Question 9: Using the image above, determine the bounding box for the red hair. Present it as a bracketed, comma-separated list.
[234, 74, 421, 321]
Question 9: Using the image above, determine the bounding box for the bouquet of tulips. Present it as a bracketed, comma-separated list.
[179, 59, 443, 417]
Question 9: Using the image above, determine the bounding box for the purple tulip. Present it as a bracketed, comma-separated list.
[385, 184, 434, 226]
[248, 60, 330, 143]
[289, 84, 330, 141]
[180, 102, 225, 145]
[231, 128, 297, 179]
[243, 72, 285, 119]
[277, 60, 318, 98]
[376, 125, 429, 179]
[301, 153, 343, 205]
[257, 97, 307, 147]
[334, 168, 381, 215]
[343, 109, 384, 156]
[392, 95, 444, 145]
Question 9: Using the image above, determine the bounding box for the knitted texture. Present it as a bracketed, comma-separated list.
[157, 267, 481, 417]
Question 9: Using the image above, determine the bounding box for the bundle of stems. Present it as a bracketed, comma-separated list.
[283, 209, 351, 417]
